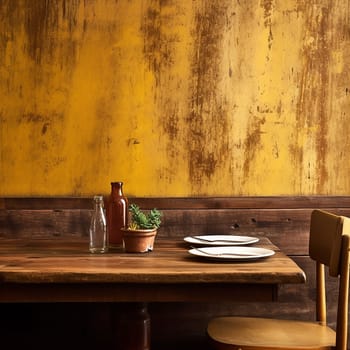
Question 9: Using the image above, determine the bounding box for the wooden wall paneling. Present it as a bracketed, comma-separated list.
[2, 196, 350, 210]
[3, 200, 350, 255]
[0, 209, 91, 238]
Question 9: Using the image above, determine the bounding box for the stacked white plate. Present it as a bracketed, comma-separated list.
[184, 235, 274, 261]
[184, 235, 259, 246]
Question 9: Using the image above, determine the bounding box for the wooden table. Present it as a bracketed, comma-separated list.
[0, 237, 305, 349]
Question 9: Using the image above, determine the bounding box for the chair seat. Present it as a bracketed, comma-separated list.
[207, 316, 336, 349]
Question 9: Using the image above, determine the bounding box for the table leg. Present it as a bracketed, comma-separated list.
[114, 302, 151, 350]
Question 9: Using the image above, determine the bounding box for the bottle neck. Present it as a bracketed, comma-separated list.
[93, 196, 104, 210]
[111, 182, 124, 196]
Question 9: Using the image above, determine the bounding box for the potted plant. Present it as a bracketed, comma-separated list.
[121, 204, 162, 253]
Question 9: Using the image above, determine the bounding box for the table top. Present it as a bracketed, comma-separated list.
[0, 237, 306, 303]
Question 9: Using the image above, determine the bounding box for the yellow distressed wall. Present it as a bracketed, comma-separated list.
[0, 0, 349, 196]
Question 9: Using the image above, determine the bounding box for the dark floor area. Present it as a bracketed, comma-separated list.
[0, 303, 211, 350]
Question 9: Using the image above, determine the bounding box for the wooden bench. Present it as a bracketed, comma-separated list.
[1, 196, 349, 349]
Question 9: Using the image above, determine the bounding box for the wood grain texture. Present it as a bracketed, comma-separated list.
[2, 196, 350, 209]
[0, 238, 304, 302]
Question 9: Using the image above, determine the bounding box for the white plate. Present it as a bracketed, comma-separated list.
[184, 235, 259, 246]
[188, 246, 275, 261]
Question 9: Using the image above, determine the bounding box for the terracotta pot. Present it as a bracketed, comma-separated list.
[121, 228, 157, 253]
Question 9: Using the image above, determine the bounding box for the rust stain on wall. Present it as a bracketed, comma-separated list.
[142, 0, 162, 84]
[187, 1, 232, 191]
[142, 0, 181, 81]
[141, 0, 186, 183]
[140, 1, 236, 190]
[243, 113, 266, 183]
[0, 0, 83, 192]
[23, 0, 81, 65]
[15, 111, 66, 175]
[260, 0, 275, 49]
[295, 2, 333, 192]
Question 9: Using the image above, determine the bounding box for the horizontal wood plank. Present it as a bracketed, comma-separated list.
[0, 238, 304, 287]
[2, 199, 350, 255]
[1, 196, 350, 210]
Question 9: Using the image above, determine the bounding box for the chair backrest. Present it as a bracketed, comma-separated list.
[309, 210, 344, 276]
[308, 209, 350, 350]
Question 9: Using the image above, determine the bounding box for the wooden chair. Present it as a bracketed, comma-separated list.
[207, 209, 350, 350]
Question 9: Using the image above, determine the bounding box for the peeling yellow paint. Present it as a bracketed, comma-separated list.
[0, 0, 350, 196]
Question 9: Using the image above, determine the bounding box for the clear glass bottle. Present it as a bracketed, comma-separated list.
[106, 182, 128, 248]
[89, 195, 108, 253]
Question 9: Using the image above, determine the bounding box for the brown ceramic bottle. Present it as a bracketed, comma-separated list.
[106, 182, 128, 248]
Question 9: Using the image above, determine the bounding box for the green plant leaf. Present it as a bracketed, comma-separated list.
[128, 204, 162, 229]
